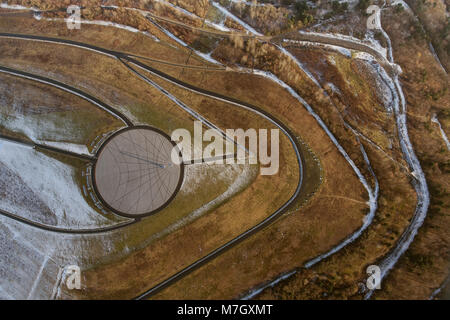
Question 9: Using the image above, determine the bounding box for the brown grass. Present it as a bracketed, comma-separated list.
[372, 6, 450, 300]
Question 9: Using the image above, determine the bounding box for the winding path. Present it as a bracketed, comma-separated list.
[0, 133, 95, 161]
[2, 2, 434, 299]
[0, 33, 305, 299]
[0, 63, 133, 126]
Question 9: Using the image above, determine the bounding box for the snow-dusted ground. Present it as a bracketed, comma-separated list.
[0, 155, 57, 225]
[307, 30, 392, 66]
[1, 111, 92, 155]
[283, 39, 352, 57]
[0, 140, 115, 228]
[428, 42, 447, 74]
[429, 275, 450, 300]
[0, 0, 435, 299]
[0, 213, 126, 299]
[326, 82, 342, 95]
[1, 3, 165, 43]
[0, 148, 255, 299]
[0, 221, 61, 299]
[40, 17, 161, 43]
[248, 67, 378, 257]
[149, 19, 224, 64]
[211, 1, 263, 36]
[0, 136, 254, 298]
[355, 57, 396, 113]
[431, 114, 450, 151]
[0, 5, 265, 299]
[36, 141, 90, 156]
[305, 142, 378, 268]
[149, 2, 381, 297]
[248, 61, 380, 255]
[124, 58, 251, 160]
[300, 30, 389, 60]
[0, 85, 97, 155]
[1, 2, 229, 67]
[364, 5, 430, 297]
[391, 0, 414, 15]
[0, 2, 38, 11]
[209, 2, 430, 300]
[242, 269, 296, 300]
[229, 0, 268, 7]
[181, 161, 254, 195]
[276, 45, 322, 87]
[106, 2, 233, 33]
[243, 141, 379, 299]
[0, 101, 82, 143]
[143, 163, 257, 246]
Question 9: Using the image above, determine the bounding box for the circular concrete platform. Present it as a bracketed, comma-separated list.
[93, 126, 184, 218]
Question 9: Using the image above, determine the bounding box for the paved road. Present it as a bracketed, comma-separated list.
[121, 57, 305, 299]
[0, 208, 136, 234]
[0, 33, 304, 299]
[1, 3, 433, 301]
[0, 63, 133, 126]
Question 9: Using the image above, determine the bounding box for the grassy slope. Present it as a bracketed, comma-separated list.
[374, 6, 449, 299]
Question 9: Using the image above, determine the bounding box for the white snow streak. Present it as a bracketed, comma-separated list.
[432, 114, 450, 151]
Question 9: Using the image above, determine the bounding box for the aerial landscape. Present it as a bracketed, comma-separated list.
[0, 0, 448, 301]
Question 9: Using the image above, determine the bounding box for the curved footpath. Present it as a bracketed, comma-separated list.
[0, 117, 137, 234]
[0, 63, 133, 126]
[0, 33, 305, 299]
[0, 133, 95, 161]
[0, 208, 136, 234]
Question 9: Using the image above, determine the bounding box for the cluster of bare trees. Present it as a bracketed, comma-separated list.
[226, 35, 305, 86]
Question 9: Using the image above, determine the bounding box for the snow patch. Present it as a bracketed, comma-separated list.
[211, 1, 263, 36]
[432, 114, 450, 150]
[0, 140, 113, 228]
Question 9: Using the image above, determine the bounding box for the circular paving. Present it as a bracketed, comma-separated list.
[93, 126, 184, 218]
